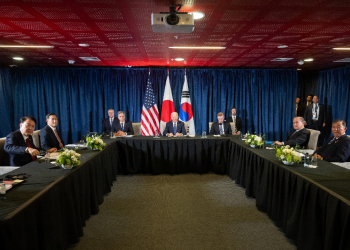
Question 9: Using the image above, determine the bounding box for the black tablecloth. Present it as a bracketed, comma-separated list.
[116, 136, 231, 175]
[228, 137, 350, 250]
[0, 139, 119, 250]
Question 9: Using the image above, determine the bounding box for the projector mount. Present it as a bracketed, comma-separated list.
[160, 4, 188, 25]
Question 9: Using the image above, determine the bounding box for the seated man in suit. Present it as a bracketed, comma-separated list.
[313, 119, 350, 162]
[274, 117, 310, 148]
[102, 108, 118, 135]
[4, 116, 40, 166]
[39, 113, 64, 152]
[226, 107, 243, 135]
[210, 112, 232, 135]
[163, 112, 187, 137]
[114, 111, 134, 136]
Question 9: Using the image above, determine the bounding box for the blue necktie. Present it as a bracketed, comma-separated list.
[110, 118, 113, 127]
[173, 123, 176, 134]
[220, 124, 223, 135]
[315, 105, 318, 119]
[328, 137, 337, 144]
[121, 123, 124, 131]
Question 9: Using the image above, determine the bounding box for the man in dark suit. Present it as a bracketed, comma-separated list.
[295, 97, 304, 117]
[39, 113, 64, 152]
[304, 95, 326, 146]
[298, 94, 313, 117]
[102, 108, 118, 135]
[4, 116, 40, 166]
[313, 120, 350, 162]
[226, 107, 243, 135]
[114, 111, 134, 136]
[274, 117, 310, 148]
[210, 112, 232, 135]
[163, 112, 186, 137]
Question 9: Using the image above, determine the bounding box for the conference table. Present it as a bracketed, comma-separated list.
[0, 135, 350, 250]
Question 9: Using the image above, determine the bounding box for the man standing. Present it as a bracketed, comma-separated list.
[298, 94, 313, 117]
[39, 113, 64, 152]
[313, 120, 350, 162]
[4, 116, 40, 166]
[304, 95, 326, 130]
[295, 97, 305, 117]
[102, 108, 118, 135]
[274, 117, 310, 148]
[226, 107, 243, 135]
[114, 111, 134, 136]
[163, 112, 186, 137]
[210, 112, 232, 135]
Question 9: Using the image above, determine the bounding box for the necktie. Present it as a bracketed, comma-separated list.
[295, 104, 298, 116]
[54, 129, 64, 149]
[25, 138, 36, 161]
[220, 124, 223, 135]
[110, 118, 113, 127]
[233, 116, 236, 122]
[315, 105, 318, 119]
[121, 123, 124, 131]
[328, 137, 337, 144]
[173, 123, 177, 134]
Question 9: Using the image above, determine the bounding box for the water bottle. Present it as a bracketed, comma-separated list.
[0, 182, 6, 200]
[202, 131, 206, 138]
[154, 130, 159, 138]
[304, 153, 310, 167]
[263, 140, 266, 149]
[240, 133, 243, 140]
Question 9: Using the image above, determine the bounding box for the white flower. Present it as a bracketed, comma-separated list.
[75, 153, 81, 157]
[248, 139, 251, 143]
[254, 136, 262, 142]
[280, 155, 285, 159]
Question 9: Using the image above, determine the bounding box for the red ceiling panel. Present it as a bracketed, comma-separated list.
[0, 0, 350, 70]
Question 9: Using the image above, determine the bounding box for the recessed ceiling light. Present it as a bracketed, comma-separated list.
[79, 57, 100, 61]
[78, 44, 90, 47]
[174, 58, 184, 61]
[304, 58, 314, 62]
[297, 69, 302, 71]
[271, 58, 293, 62]
[191, 12, 205, 20]
[169, 46, 226, 49]
[13, 57, 23, 60]
[0, 45, 54, 48]
[333, 48, 350, 50]
[334, 58, 350, 62]
[278, 45, 288, 48]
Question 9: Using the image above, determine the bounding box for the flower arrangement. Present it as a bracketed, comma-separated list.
[86, 135, 106, 151]
[245, 133, 264, 147]
[55, 149, 81, 168]
[275, 145, 302, 164]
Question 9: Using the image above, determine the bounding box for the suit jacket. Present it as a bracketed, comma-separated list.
[102, 117, 118, 134]
[304, 103, 326, 129]
[163, 121, 186, 136]
[39, 125, 65, 150]
[210, 121, 232, 135]
[295, 103, 305, 117]
[226, 116, 243, 133]
[314, 134, 350, 162]
[4, 130, 39, 166]
[113, 120, 134, 135]
[284, 128, 310, 148]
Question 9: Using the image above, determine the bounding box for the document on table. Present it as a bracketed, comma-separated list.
[331, 162, 350, 171]
[0, 167, 20, 175]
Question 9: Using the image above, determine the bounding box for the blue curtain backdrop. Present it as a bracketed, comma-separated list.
[318, 66, 350, 141]
[0, 67, 297, 143]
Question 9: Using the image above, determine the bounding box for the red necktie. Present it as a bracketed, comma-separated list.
[25, 138, 36, 161]
[54, 129, 64, 149]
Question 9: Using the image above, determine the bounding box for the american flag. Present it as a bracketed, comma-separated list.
[141, 77, 160, 136]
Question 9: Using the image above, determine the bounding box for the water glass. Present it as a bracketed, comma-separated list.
[202, 131, 206, 138]
[45, 153, 51, 162]
[110, 132, 114, 138]
[310, 156, 318, 167]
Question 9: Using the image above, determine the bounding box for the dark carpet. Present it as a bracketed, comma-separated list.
[68, 174, 296, 250]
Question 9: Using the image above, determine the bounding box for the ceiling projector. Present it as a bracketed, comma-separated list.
[151, 5, 194, 33]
